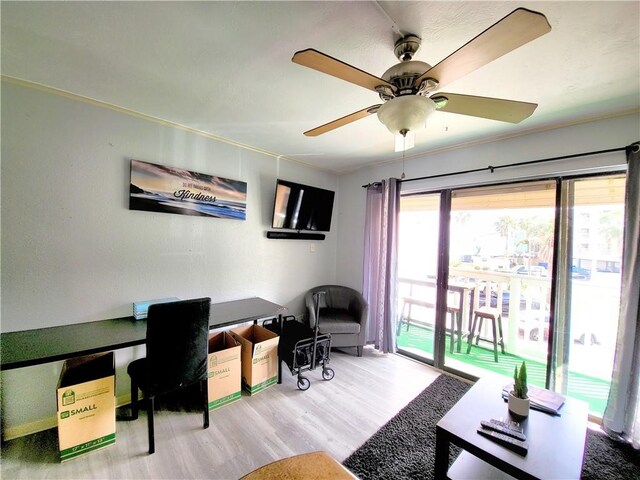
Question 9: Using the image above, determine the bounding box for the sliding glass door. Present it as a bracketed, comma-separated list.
[395, 174, 626, 417]
[444, 182, 556, 384]
[396, 193, 440, 362]
[552, 175, 626, 415]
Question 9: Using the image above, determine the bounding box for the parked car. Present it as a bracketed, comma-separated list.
[511, 264, 592, 280]
[518, 309, 550, 342]
[511, 265, 549, 277]
[478, 287, 541, 316]
[571, 265, 591, 280]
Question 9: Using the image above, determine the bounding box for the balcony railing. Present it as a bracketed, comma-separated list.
[397, 268, 614, 416]
[399, 267, 551, 362]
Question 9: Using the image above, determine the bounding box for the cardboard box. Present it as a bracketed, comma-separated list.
[208, 332, 242, 410]
[56, 352, 116, 462]
[231, 325, 279, 395]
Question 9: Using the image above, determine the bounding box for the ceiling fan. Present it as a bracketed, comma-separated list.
[292, 8, 551, 138]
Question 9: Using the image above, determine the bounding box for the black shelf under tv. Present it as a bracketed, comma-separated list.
[267, 231, 325, 240]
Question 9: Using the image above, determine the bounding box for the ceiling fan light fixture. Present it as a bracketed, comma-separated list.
[377, 95, 436, 135]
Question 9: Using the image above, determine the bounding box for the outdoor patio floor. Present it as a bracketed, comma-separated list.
[397, 323, 610, 416]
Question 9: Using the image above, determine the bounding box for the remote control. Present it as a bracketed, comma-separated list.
[490, 418, 523, 433]
[477, 428, 529, 456]
[480, 420, 527, 441]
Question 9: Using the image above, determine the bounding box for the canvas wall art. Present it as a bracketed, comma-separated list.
[129, 159, 247, 220]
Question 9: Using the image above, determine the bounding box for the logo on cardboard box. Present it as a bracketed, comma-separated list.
[210, 367, 231, 378]
[60, 404, 98, 420]
[62, 390, 76, 406]
[252, 353, 270, 364]
[209, 355, 218, 368]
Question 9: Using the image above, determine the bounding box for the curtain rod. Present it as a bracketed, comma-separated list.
[362, 144, 632, 188]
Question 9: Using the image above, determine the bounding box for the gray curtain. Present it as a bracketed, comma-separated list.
[362, 178, 400, 353]
[603, 141, 640, 449]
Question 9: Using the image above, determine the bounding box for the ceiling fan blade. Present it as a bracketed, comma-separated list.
[415, 8, 551, 89]
[433, 93, 537, 123]
[293, 49, 396, 94]
[304, 105, 381, 136]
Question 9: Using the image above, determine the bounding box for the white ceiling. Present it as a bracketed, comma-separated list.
[2, 1, 639, 172]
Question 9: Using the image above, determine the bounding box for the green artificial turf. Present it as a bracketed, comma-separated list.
[397, 323, 610, 416]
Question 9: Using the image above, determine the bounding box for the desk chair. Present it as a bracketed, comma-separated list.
[127, 297, 211, 454]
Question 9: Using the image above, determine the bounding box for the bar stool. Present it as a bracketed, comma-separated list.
[467, 306, 505, 362]
[397, 296, 435, 335]
[447, 304, 462, 353]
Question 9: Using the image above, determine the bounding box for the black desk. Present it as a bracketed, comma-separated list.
[1, 297, 286, 371]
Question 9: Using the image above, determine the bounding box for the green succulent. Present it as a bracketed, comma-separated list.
[513, 361, 528, 399]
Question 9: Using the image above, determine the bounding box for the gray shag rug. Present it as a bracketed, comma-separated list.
[343, 374, 640, 480]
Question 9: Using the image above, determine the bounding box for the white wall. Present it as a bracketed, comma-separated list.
[0, 81, 338, 437]
[335, 113, 640, 291]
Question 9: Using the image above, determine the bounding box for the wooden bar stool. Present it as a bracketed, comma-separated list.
[447, 305, 462, 353]
[466, 306, 505, 362]
[397, 296, 461, 354]
[397, 296, 435, 334]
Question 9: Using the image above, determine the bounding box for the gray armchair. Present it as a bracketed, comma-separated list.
[305, 285, 369, 357]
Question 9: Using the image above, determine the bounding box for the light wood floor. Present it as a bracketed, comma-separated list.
[1, 349, 441, 479]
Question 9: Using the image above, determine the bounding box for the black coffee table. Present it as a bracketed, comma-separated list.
[435, 376, 589, 480]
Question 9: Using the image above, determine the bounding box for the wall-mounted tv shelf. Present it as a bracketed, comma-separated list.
[267, 231, 325, 240]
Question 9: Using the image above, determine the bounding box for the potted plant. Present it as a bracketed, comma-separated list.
[508, 361, 530, 419]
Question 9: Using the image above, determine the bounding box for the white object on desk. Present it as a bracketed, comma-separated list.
[133, 297, 180, 320]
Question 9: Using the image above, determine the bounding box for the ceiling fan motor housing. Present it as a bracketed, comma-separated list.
[381, 60, 433, 99]
[394, 34, 421, 61]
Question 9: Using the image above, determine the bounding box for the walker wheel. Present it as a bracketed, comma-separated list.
[322, 367, 335, 381]
[297, 376, 310, 391]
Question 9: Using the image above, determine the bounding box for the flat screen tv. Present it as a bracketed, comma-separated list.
[271, 179, 335, 232]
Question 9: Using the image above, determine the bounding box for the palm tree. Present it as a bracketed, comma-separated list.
[491, 213, 555, 267]
[598, 208, 623, 255]
[517, 217, 554, 266]
[495, 216, 516, 255]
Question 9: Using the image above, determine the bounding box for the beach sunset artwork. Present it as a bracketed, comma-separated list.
[129, 159, 247, 220]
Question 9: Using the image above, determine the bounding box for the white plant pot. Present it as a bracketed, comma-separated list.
[508, 392, 530, 419]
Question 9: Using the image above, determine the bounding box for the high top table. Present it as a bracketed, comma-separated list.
[1, 297, 287, 371]
[435, 376, 589, 480]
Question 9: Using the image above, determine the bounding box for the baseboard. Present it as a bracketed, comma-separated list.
[2, 416, 58, 441]
[2, 393, 132, 441]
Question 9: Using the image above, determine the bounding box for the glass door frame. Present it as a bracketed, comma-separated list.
[396, 170, 626, 391]
[433, 190, 452, 367]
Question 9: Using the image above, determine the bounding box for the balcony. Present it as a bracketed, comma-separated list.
[396, 268, 616, 416]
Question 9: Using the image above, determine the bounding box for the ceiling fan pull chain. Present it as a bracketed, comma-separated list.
[401, 129, 408, 179]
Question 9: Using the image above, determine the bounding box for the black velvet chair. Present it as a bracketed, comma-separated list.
[305, 285, 368, 356]
[127, 297, 211, 454]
